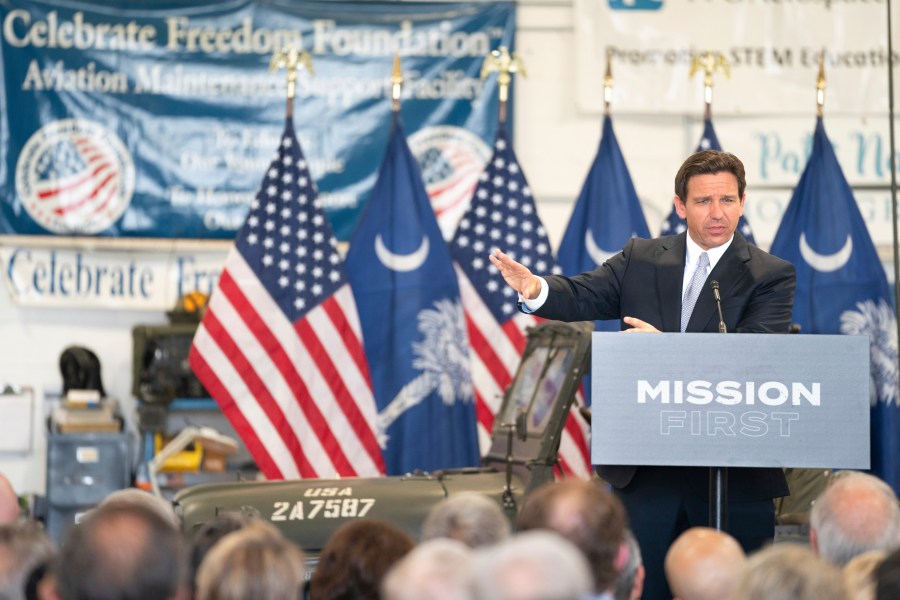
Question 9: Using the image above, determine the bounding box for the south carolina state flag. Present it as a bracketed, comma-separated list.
[346, 114, 479, 475]
[770, 117, 900, 490]
[558, 114, 650, 334]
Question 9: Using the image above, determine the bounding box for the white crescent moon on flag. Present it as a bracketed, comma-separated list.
[375, 234, 430, 272]
[799, 232, 853, 273]
[585, 229, 616, 266]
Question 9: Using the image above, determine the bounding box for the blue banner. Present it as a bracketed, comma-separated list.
[0, 1, 514, 240]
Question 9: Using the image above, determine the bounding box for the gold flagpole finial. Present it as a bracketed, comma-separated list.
[480, 46, 526, 124]
[603, 49, 614, 114]
[816, 49, 826, 117]
[391, 52, 403, 113]
[690, 51, 731, 119]
[269, 47, 314, 117]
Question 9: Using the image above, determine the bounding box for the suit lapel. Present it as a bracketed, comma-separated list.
[688, 233, 751, 332]
[656, 234, 686, 332]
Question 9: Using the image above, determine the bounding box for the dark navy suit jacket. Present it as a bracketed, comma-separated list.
[533, 231, 796, 500]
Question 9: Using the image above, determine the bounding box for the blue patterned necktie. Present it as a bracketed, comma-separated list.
[681, 251, 709, 332]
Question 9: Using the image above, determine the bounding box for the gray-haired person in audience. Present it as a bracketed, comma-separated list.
[810, 471, 900, 566]
[472, 531, 593, 600]
[614, 529, 644, 600]
[733, 543, 849, 600]
[0, 520, 56, 600]
[196, 520, 305, 600]
[382, 538, 473, 600]
[421, 492, 511, 548]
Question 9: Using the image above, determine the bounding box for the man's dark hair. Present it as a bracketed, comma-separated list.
[56, 501, 186, 600]
[188, 512, 252, 593]
[516, 479, 627, 594]
[674, 150, 747, 201]
[311, 519, 414, 600]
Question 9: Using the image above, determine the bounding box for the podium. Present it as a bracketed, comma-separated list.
[591, 333, 871, 529]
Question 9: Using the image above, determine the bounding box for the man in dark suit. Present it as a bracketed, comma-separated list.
[489, 150, 796, 600]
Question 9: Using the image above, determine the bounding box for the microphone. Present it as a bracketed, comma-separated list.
[710, 280, 727, 333]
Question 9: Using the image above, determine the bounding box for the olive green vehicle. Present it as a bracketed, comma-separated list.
[173, 320, 594, 566]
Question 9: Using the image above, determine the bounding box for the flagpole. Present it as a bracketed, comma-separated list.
[887, 0, 900, 353]
[604, 50, 613, 116]
[269, 47, 314, 119]
[481, 46, 525, 125]
[690, 51, 730, 122]
[391, 53, 403, 115]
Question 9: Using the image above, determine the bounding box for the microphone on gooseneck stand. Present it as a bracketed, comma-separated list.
[710, 280, 726, 334]
[708, 278, 728, 532]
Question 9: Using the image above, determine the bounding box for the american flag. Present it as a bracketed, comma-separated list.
[189, 117, 385, 479]
[36, 135, 119, 219]
[450, 124, 591, 478]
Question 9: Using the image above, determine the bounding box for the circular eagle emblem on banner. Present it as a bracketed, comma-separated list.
[16, 119, 135, 234]
[408, 125, 491, 239]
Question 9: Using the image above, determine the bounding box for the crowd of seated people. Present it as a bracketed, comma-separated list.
[2, 470, 900, 600]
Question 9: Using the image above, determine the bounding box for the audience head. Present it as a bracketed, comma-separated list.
[98, 488, 180, 530]
[0, 520, 56, 600]
[0, 474, 20, 524]
[382, 538, 472, 600]
[421, 492, 511, 548]
[665, 526, 746, 600]
[843, 550, 885, 600]
[195, 520, 305, 600]
[874, 545, 900, 600]
[810, 471, 900, 566]
[471, 531, 592, 600]
[733, 543, 849, 600]
[516, 479, 626, 594]
[310, 518, 414, 600]
[54, 501, 187, 600]
[614, 529, 644, 600]
[188, 512, 253, 594]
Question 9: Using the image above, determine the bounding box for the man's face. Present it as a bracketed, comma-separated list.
[674, 172, 745, 251]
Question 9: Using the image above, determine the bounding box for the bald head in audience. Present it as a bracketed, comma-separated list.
[0, 475, 19, 524]
[811, 471, 900, 566]
[664, 527, 746, 600]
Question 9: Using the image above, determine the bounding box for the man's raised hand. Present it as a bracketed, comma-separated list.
[488, 249, 542, 300]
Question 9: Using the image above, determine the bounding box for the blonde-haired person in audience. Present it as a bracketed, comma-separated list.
[382, 538, 473, 600]
[196, 520, 305, 600]
[664, 527, 746, 600]
[733, 543, 849, 600]
[843, 550, 886, 600]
